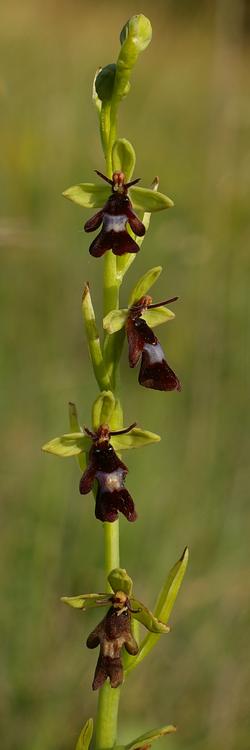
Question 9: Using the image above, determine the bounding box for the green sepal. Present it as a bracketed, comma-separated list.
[95, 64, 116, 102]
[130, 598, 170, 634]
[128, 266, 162, 307]
[112, 138, 136, 181]
[143, 307, 175, 327]
[42, 433, 90, 457]
[108, 568, 133, 597]
[129, 186, 173, 212]
[62, 183, 109, 209]
[68, 403, 86, 472]
[103, 309, 128, 334]
[125, 724, 176, 750]
[92, 391, 116, 432]
[61, 593, 110, 610]
[154, 546, 189, 621]
[75, 718, 94, 750]
[111, 427, 160, 451]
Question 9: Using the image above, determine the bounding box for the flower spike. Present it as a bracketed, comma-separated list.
[84, 170, 145, 257]
[79, 423, 137, 523]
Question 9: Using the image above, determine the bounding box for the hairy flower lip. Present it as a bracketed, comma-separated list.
[79, 423, 137, 523]
[84, 170, 145, 258]
[126, 295, 181, 392]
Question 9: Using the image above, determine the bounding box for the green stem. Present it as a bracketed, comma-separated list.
[94, 111, 122, 750]
[95, 683, 120, 750]
[104, 520, 120, 583]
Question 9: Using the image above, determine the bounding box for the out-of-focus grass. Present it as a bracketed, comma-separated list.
[1, 2, 250, 749]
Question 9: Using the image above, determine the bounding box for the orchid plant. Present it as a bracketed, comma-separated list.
[42, 14, 189, 750]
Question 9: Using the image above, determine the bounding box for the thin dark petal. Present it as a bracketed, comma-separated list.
[139, 342, 181, 391]
[79, 463, 96, 494]
[126, 206, 145, 237]
[111, 231, 140, 256]
[89, 230, 112, 257]
[84, 210, 104, 232]
[126, 317, 145, 367]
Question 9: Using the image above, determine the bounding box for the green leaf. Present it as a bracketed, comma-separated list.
[75, 718, 94, 750]
[142, 307, 175, 327]
[61, 593, 110, 610]
[42, 433, 90, 457]
[111, 428, 160, 451]
[103, 309, 128, 334]
[129, 186, 174, 212]
[128, 266, 162, 307]
[130, 598, 170, 634]
[112, 138, 136, 181]
[95, 64, 116, 102]
[92, 391, 116, 432]
[154, 546, 189, 621]
[125, 724, 176, 750]
[62, 183, 110, 209]
[108, 568, 133, 597]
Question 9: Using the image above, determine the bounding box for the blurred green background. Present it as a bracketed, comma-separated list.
[1, 1, 250, 749]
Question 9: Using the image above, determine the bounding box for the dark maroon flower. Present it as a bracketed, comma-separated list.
[86, 602, 138, 690]
[79, 423, 137, 522]
[84, 170, 145, 257]
[126, 295, 181, 392]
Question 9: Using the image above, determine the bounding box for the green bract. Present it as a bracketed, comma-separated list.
[119, 15, 152, 65]
[75, 718, 93, 750]
[128, 266, 162, 306]
[112, 138, 136, 181]
[95, 64, 116, 102]
[92, 390, 115, 432]
[125, 724, 176, 750]
[125, 548, 189, 673]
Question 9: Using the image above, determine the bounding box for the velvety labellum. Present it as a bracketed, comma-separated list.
[126, 297, 181, 392]
[79, 425, 137, 523]
[84, 171, 145, 257]
[87, 607, 138, 690]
